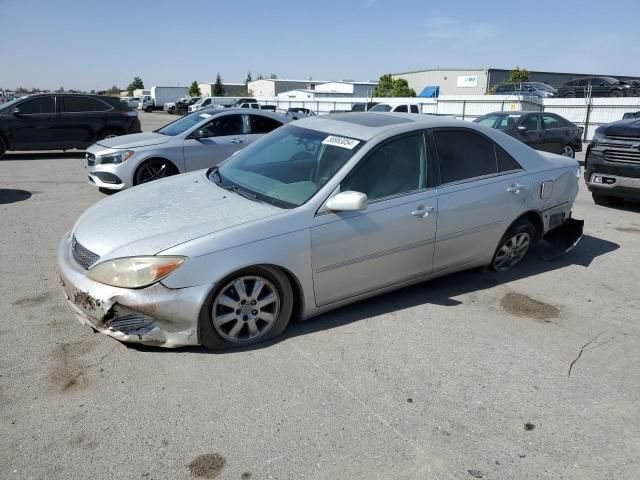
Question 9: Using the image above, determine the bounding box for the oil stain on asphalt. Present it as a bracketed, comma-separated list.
[12, 291, 53, 307]
[50, 340, 97, 392]
[500, 292, 560, 322]
[188, 453, 226, 479]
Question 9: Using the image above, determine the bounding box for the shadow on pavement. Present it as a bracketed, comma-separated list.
[0, 189, 33, 204]
[1, 151, 85, 161]
[128, 233, 619, 355]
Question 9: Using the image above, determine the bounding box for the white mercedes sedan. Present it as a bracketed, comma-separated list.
[59, 112, 582, 349]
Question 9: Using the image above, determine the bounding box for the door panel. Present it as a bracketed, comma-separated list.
[433, 172, 529, 272]
[182, 114, 246, 170]
[312, 191, 437, 305]
[10, 96, 59, 148]
[514, 115, 546, 151]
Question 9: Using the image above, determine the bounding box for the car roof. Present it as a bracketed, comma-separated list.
[293, 112, 486, 141]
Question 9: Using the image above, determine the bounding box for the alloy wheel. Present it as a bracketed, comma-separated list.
[212, 275, 281, 343]
[493, 232, 531, 271]
[137, 160, 171, 184]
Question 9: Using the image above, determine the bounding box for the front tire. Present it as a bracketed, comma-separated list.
[0, 137, 6, 160]
[199, 266, 293, 350]
[609, 90, 623, 98]
[133, 158, 178, 185]
[491, 220, 535, 272]
[592, 192, 623, 206]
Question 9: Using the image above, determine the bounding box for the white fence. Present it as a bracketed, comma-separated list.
[255, 95, 640, 141]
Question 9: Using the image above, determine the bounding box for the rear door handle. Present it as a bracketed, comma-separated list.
[230, 138, 244, 144]
[411, 205, 434, 218]
[507, 183, 525, 194]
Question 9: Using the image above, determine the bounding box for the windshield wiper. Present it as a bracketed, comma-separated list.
[209, 167, 261, 202]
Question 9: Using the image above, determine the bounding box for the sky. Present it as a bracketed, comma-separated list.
[1, 0, 639, 91]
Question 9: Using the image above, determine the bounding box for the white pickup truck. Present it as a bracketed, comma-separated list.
[369, 103, 420, 114]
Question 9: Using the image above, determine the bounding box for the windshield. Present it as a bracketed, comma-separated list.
[369, 104, 392, 112]
[0, 97, 24, 112]
[156, 111, 213, 136]
[211, 125, 364, 208]
[475, 114, 521, 129]
[530, 82, 555, 91]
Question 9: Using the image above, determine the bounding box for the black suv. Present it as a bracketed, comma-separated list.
[0, 93, 141, 159]
[584, 118, 640, 205]
[558, 77, 634, 98]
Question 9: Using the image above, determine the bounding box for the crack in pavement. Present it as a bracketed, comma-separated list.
[567, 331, 615, 377]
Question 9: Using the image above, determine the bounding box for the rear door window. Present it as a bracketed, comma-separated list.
[248, 115, 283, 134]
[433, 129, 498, 184]
[19, 96, 55, 114]
[62, 96, 111, 112]
[541, 114, 562, 129]
[520, 115, 541, 131]
[410, 105, 419, 114]
[394, 105, 408, 113]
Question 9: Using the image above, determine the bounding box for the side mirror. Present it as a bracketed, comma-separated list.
[191, 129, 206, 139]
[516, 125, 528, 131]
[326, 191, 368, 212]
[11, 108, 21, 115]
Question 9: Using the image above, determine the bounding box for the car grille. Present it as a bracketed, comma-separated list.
[71, 236, 100, 269]
[105, 313, 155, 334]
[86, 152, 96, 166]
[600, 137, 640, 164]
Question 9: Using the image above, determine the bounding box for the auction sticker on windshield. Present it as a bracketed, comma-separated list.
[322, 135, 360, 149]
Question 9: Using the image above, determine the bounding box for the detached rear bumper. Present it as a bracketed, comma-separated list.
[57, 232, 210, 348]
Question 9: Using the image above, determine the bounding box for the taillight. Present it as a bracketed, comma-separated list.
[124, 111, 138, 117]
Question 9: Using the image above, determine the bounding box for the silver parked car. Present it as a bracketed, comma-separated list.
[85, 109, 289, 191]
[59, 113, 582, 349]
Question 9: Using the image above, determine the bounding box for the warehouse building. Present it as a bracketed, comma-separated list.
[248, 79, 377, 97]
[277, 81, 379, 99]
[198, 82, 246, 97]
[392, 67, 640, 96]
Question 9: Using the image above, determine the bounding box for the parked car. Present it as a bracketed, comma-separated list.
[126, 97, 140, 109]
[164, 97, 200, 115]
[622, 111, 640, 120]
[584, 117, 640, 205]
[369, 103, 420, 113]
[59, 112, 582, 349]
[474, 111, 582, 158]
[227, 98, 258, 108]
[557, 77, 634, 98]
[285, 107, 315, 119]
[84, 109, 289, 191]
[188, 97, 225, 113]
[493, 82, 557, 98]
[0, 93, 141, 159]
[351, 102, 378, 112]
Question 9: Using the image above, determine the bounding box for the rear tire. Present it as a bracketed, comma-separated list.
[609, 90, 623, 98]
[199, 266, 293, 350]
[561, 144, 575, 158]
[564, 91, 576, 98]
[491, 220, 535, 272]
[145, 106, 153, 113]
[0, 137, 6, 160]
[133, 158, 178, 185]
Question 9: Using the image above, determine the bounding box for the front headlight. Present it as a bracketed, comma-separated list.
[590, 132, 604, 146]
[87, 256, 186, 288]
[99, 150, 135, 165]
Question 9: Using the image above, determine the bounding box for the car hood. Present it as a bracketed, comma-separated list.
[72, 171, 283, 260]
[96, 132, 172, 149]
[599, 119, 640, 138]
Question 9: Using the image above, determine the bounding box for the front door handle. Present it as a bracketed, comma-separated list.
[507, 183, 525, 194]
[411, 205, 434, 218]
[230, 138, 244, 144]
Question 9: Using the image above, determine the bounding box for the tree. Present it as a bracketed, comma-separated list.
[372, 74, 416, 97]
[508, 67, 529, 83]
[213, 73, 225, 96]
[245, 71, 252, 86]
[127, 76, 144, 95]
[269, 73, 278, 79]
[106, 85, 121, 96]
[189, 81, 201, 97]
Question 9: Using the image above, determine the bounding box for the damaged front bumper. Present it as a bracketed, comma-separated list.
[57, 232, 211, 348]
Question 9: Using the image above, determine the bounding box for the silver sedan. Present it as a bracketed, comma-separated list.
[59, 113, 582, 349]
[84, 109, 289, 191]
